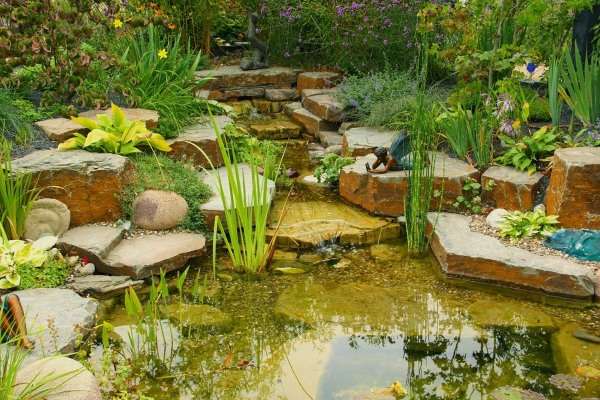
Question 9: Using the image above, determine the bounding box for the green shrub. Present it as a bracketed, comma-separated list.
[0, 90, 34, 147]
[119, 24, 210, 138]
[314, 154, 354, 185]
[560, 53, 600, 128]
[499, 209, 559, 240]
[121, 154, 212, 232]
[18, 258, 71, 290]
[497, 126, 558, 174]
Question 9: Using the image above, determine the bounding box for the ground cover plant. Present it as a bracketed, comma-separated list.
[314, 153, 354, 186]
[121, 154, 212, 233]
[499, 209, 560, 240]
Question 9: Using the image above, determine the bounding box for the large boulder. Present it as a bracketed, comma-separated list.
[545, 147, 600, 228]
[24, 198, 71, 240]
[3, 288, 98, 356]
[15, 357, 101, 400]
[132, 190, 188, 230]
[482, 166, 544, 211]
[428, 213, 596, 299]
[339, 153, 480, 216]
[12, 150, 133, 226]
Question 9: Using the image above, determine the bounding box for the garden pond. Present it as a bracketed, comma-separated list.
[94, 238, 600, 400]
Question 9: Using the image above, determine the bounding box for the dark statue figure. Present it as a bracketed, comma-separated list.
[366, 133, 413, 174]
[573, 4, 600, 60]
[240, 12, 269, 71]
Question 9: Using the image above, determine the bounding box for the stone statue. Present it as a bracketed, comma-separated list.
[240, 12, 269, 71]
[366, 133, 413, 174]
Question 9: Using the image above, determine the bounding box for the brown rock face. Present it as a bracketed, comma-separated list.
[302, 93, 344, 122]
[13, 150, 133, 226]
[545, 147, 600, 228]
[339, 153, 480, 216]
[482, 166, 544, 211]
[133, 190, 188, 230]
[167, 116, 230, 168]
[296, 71, 341, 93]
[291, 108, 337, 136]
[196, 66, 298, 90]
[428, 213, 595, 299]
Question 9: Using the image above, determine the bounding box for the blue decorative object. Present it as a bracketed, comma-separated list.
[526, 62, 537, 74]
[545, 229, 600, 262]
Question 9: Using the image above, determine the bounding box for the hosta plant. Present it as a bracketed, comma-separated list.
[0, 236, 55, 289]
[499, 209, 559, 240]
[314, 154, 355, 185]
[58, 104, 171, 155]
[497, 126, 558, 174]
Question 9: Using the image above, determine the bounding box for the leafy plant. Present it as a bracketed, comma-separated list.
[0, 90, 34, 147]
[119, 24, 210, 138]
[0, 142, 40, 240]
[18, 258, 71, 290]
[314, 153, 354, 185]
[548, 57, 563, 127]
[121, 154, 212, 233]
[0, 236, 55, 289]
[58, 104, 171, 155]
[559, 52, 600, 127]
[497, 126, 558, 174]
[499, 209, 559, 240]
[452, 178, 485, 214]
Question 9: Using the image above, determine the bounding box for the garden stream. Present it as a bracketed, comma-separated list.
[94, 189, 600, 400]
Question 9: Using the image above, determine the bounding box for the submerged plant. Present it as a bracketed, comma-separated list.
[499, 209, 559, 240]
[59, 104, 171, 155]
[314, 153, 355, 186]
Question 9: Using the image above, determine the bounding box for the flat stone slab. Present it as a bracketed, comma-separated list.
[3, 289, 98, 356]
[318, 130, 343, 147]
[428, 213, 596, 299]
[200, 164, 276, 228]
[301, 88, 338, 100]
[340, 153, 480, 216]
[291, 107, 337, 136]
[267, 200, 400, 248]
[78, 108, 159, 129]
[302, 93, 344, 122]
[102, 233, 206, 279]
[342, 127, 397, 156]
[482, 166, 544, 211]
[35, 118, 85, 142]
[284, 101, 303, 117]
[58, 225, 126, 268]
[197, 65, 299, 90]
[167, 115, 232, 168]
[247, 119, 302, 139]
[297, 71, 341, 92]
[66, 275, 144, 298]
[546, 147, 600, 229]
[15, 357, 101, 400]
[265, 88, 298, 101]
[12, 150, 133, 225]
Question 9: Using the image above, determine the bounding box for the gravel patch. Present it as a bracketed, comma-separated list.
[470, 214, 599, 271]
[10, 126, 56, 160]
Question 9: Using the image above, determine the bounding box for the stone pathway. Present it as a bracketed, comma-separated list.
[428, 212, 596, 299]
[267, 200, 400, 248]
[339, 152, 479, 216]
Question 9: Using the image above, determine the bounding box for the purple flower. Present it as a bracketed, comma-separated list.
[350, 2, 362, 11]
[336, 5, 345, 16]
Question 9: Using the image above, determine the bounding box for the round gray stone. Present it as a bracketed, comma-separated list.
[24, 198, 70, 240]
[486, 208, 509, 230]
[132, 190, 188, 230]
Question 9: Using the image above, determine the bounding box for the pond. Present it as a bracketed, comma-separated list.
[96, 238, 600, 400]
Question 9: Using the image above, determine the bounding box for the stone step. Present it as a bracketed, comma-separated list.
[58, 225, 126, 268]
[339, 152, 480, 216]
[167, 115, 232, 168]
[482, 166, 544, 211]
[297, 71, 342, 93]
[196, 65, 299, 90]
[247, 119, 302, 139]
[318, 130, 343, 147]
[35, 118, 85, 142]
[103, 233, 206, 279]
[301, 88, 338, 101]
[284, 102, 303, 117]
[200, 163, 276, 228]
[342, 127, 397, 156]
[428, 212, 596, 299]
[291, 107, 338, 136]
[66, 275, 144, 298]
[78, 107, 159, 129]
[302, 93, 344, 122]
[2, 288, 98, 356]
[265, 88, 299, 101]
[13, 150, 133, 226]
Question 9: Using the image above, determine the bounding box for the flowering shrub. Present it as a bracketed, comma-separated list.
[257, 0, 425, 71]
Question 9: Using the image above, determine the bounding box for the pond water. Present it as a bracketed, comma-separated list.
[97, 239, 600, 400]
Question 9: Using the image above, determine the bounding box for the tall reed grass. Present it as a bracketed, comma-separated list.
[547, 57, 563, 127]
[560, 51, 600, 127]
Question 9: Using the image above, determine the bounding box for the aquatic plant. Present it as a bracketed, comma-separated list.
[499, 209, 559, 240]
[559, 51, 600, 128]
[405, 34, 437, 256]
[314, 153, 355, 186]
[0, 142, 40, 240]
[59, 104, 171, 155]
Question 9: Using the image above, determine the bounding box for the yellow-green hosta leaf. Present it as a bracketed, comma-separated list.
[119, 142, 143, 155]
[145, 133, 172, 152]
[71, 116, 99, 130]
[96, 114, 113, 129]
[124, 121, 148, 143]
[111, 103, 127, 129]
[84, 129, 111, 147]
[58, 134, 86, 151]
[0, 275, 19, 289]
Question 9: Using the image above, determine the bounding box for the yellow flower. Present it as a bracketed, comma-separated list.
[113, 18, 123, 29]
[158, 49, 168, 59]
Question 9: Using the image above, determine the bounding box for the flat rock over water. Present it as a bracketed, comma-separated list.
[66, 275, 144, 298]
[428, 213, 596, 299]
[267, 200, 400, 248]
[3, 288, 98, 356]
